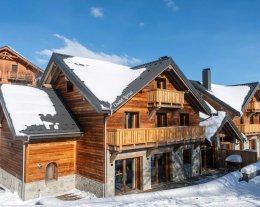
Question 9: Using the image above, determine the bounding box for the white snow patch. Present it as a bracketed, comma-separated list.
[225, 154, 242, 163]
[1, 84, 57, 136]
[64, 56, 146, 105]
[200, 111, 226, 142]
[208, 84, 250, 114]
[241, 161, 260, 174]
[205, 100, 217, 114]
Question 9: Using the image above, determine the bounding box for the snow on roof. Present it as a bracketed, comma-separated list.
[1, 84, 57, 136]
[200, 111, 226, 142]
[64, 56, 146, 105]
[225, 154, 242, 163]
[207, 84, 250, 114]
[205, 100, 217, 114]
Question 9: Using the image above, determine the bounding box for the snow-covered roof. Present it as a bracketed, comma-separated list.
[207, 84, 250, 114]
[0, 84, 81, 138]
[200, 111, 226, 142]
[64, 56, 146, 105]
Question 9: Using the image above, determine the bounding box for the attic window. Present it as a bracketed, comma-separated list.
[66, 81, 74, 92]
[156, 78, 166, 89]
[11, 64, 18, 74]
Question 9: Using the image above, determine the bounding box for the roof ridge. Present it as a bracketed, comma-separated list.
[131, 56, 170, 69]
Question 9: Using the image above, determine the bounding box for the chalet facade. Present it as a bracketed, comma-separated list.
[192, 69, 260, 158]
[0, 46, 43, 85]
[0, 54, 212, 200]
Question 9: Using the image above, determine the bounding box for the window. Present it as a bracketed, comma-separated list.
[183, 148, 192, 164]
[125, 112, 139, 129]
[11, 64, 18, 74]
[45, 162, 58, 182]
[180, 113, 189, 126]
[250, 116, 254, 124]
[156, 78, 166, 89]
[157, 113, 167, 127]
[66, 81, 74, 92]
[249, 139, 256, 150]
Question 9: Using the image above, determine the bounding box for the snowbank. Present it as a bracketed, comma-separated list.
[64, 56, 146, 105]
[241, 161, 260, 174]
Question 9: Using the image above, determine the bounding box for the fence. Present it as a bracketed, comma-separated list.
[216, 149, 257, 168]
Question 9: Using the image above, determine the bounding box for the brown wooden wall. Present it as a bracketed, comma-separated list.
[107, 72, 200, 129]
[0, 53, 41, 86]
[54, 71, 105, 183]
[0, 118, 23, 180]
[25, 139, 76, 183]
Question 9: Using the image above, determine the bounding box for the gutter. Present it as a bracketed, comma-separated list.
[22, 136, 30, 200]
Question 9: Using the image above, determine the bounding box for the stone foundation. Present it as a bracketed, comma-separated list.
[0, 168, 22, 197]
[23, 174, 75, 200]
[76, 174, 104, 197]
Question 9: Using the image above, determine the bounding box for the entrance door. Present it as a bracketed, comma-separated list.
[151, 153, 171, 185]
[115, 157, 142, 194]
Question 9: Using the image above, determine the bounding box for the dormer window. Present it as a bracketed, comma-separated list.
[156, 78, 166, 89]
[66, 81, 74, 92]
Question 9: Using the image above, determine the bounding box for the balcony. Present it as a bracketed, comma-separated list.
[107, 126, 206, 151]
[237, 124, 260, 135]
[147, 89, 185, 108]
[247, 102, 260, 112]
[8, 72, 33, 82]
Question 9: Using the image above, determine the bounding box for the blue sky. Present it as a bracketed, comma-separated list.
[1, 0, 260, 84]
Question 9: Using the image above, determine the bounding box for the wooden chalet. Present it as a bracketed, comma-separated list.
[192, 69, 260, 159]
[0, 46, 43, 85]
[0, 54, 212, 200]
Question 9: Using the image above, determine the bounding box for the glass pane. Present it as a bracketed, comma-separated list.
[125, 159, 134, 191]
[115, 160, 123, 193]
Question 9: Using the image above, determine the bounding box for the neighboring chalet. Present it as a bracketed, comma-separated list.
[0, 54, 212, 200]
[192, 69, 260, 158]
[0, 46, 43, 85]
[199, 110, 244, 168]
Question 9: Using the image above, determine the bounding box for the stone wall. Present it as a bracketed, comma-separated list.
[76, 174, 104, 198]
[171, 143, 201, 182]
[0, 168, 22, 197]
[23, 175, 75, 200]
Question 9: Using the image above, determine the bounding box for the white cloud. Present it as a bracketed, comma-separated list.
[36, 34, 141, 66]
[164, 0, 179, 12]
[90, 7, 104, 17]
[139, 22, 145, 27]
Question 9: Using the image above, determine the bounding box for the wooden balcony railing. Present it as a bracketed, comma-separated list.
[237, 124, 260, 134]
[107, 126, 205, 151]
[147, 89, 185, 108]
[247, 102, 260, 112]
[8, 72, 33, 82]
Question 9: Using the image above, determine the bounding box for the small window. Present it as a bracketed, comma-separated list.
[45, 162, 58, 182]
[250, 116, 254, 124]
[157, 113, 167, 127]
[11, 64, 18, 74]
[156, 78, 166, 89]
[180, 113, 189, 126]
[125, 112, 139, 129]
[249, 139, 256, 150]
[183, 148, 192, 164]
[66, 81, 74, 92]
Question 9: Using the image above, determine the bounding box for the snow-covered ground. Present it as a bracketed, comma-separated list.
[1, 163, 260, 206]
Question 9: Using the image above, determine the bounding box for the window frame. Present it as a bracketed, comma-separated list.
[124, 112, 139, 129]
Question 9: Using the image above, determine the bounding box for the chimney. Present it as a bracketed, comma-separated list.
[202, 68, 211, 90]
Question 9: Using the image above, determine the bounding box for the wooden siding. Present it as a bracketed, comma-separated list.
[54, 71, 105, 182]
[0, 118, 23, 179]
[25, 139, 76, 183]
[107, 72, 200, 130]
